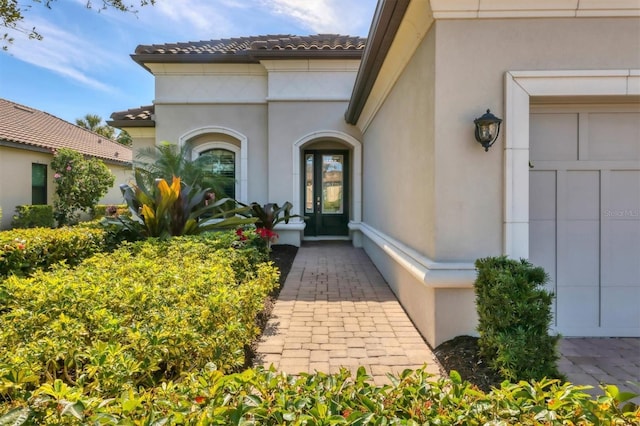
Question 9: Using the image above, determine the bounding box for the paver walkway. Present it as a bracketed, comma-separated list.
[257, 242, 640, 396]
[256, 242, 443, 385]
[558, 338, 640, 401]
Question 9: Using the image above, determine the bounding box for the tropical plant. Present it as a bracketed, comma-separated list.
[243, 201, 304, 231]
[240, 201, 305, 249]
[103, 172, 255, 239]
[134, 142, 234, 198]
[51, 148, 115, 226]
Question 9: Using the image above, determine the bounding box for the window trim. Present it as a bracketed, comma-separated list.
[31, 163, 48, 205]
[180, 126, 248, 203]
[191, 142, 241, 201]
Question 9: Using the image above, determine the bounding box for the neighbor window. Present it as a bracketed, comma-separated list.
[32, 163, 47, 205]
[199, 148, 236, 199]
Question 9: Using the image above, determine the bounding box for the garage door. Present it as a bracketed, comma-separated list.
[529, 105, 640, 337]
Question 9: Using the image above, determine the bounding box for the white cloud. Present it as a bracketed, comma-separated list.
[141, 0, 236, 40]
[260, 0, 374, 35]
[5, 17, 121, 92]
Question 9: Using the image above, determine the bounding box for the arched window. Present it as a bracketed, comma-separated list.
[199, 148, 236, 199]
[191, 141, 241, 200]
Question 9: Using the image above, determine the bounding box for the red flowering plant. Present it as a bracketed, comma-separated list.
[239, 202, 306, 251]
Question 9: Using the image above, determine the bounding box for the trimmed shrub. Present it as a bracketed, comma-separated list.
[1, 368, 637, 424]
[0, 235, 278, 400]
[10, 205, 54, 229]
[0, 226, 108, 277]
[474, 256, 561, 382]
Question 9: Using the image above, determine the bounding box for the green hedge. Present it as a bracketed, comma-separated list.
[11, 205, 54, 229]
[1, 368, 637, 424]
[0, 236, 277, 401]
[475, 256, 561, 382]
[0, 226, 108, 277]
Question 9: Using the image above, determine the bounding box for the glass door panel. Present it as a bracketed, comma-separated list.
[303, 150, 349, 236]
[305, 154, 314, 214]
[322, 155, 343, 214]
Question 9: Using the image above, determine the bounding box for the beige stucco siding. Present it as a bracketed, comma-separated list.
[154, 103, 268, 203]
[102, 163, 132, 204]
[0, 147, 52, 229]
[0, 146, 131, 229]
[431, 17, 640, 261]
[362, 26, 437, 258]
[267, 101, 362, 210]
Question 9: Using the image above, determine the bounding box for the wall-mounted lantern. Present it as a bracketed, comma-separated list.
[474, 109, 502, 152]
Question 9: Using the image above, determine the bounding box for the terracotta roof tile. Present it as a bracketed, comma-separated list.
[134, 34, 366, 59]
[110, 105, 154, 122]
[0, 98, 132, 164]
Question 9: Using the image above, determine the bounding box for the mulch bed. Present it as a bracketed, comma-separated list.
[245, 244, 298, 369]
[434, 335, 504, 392]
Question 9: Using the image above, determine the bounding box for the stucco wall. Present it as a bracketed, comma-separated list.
[431, 17, 640, 261]
[154, 103, 268, 204]
[0, 147, 52, 229]
[103, 163, 132, 204]
[267, 101, 362, 212]
[0, 146, 131, 229]
[362, 26, 437, 258]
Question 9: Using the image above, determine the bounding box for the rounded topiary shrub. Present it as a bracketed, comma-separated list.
[474, 256, 561, 382]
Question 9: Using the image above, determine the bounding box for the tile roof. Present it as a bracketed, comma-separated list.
[0, 98, 132, 164]
[108, 105, 155, 127]
[133, 34, 366, 65]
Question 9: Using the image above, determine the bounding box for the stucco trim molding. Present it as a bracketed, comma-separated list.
[431, 0, 640, 19]
[354, 222, 476, 288]
[503, 69, 640, 259]
[179, 126, 249, 203]
[292, 130, 362, 224]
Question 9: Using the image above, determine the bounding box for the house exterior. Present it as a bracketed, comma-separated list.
[113, 1, 640, 347]
[0, 98, 132, 229]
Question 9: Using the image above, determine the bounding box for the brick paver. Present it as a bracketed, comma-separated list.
[256, 242, 443, 385]
[558, 338, 640, 402]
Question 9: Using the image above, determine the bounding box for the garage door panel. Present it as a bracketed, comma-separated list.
[556, 287, 599, 328]
[529, 105, 639, 337]
[606, 171, 640, 215]
[530, 171, 556, 220]
[529, 220, 556, 291]
[530, 113, 578, 161]
[559, 221, 600, 287]
[601, 220, 640, 286]
[601, 287, 640, 328]
[588, 113, 640, 161]
[566, 171, 600, 220]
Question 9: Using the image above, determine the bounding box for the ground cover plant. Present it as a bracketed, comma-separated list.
[0, 234, 278, 407]
[1, 366, 637, 424]
[0, 226, 108, 278]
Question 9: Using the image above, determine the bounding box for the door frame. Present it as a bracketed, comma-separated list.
[303, 150, 350, 237]
[292, 131, 362, 228]
[504, 69, 639, 260]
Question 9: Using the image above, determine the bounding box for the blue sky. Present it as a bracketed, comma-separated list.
[0, 0, 377, 125]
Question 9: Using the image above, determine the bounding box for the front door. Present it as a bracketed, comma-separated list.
[304, 150, 349, 236]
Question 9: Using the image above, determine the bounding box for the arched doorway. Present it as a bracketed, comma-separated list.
[292, 131, 362, 238]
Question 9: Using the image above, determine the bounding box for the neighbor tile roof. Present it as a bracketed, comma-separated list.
[133, 34, 366, 66]
[108, 105, 155, 127]
[0, 98, 132, 164]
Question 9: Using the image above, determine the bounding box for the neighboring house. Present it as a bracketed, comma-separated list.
[112, 1, 640, 347]
[0, 98, 132, 229]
